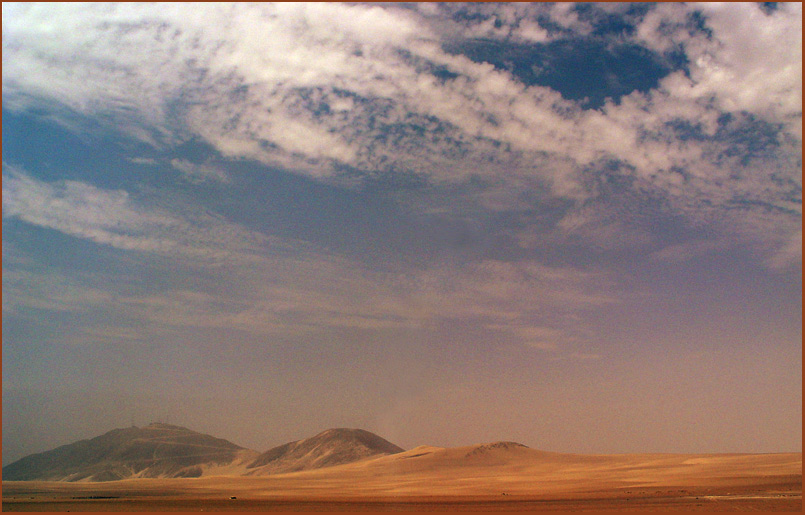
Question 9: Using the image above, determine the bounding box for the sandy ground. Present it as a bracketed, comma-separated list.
[3, 447, 801, 511]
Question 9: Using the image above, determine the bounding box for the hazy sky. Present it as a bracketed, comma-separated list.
[2, 3, 801, 464]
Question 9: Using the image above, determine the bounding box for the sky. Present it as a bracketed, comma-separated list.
[2, 2, 801, 464]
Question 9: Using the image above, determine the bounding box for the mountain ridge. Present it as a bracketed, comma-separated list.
[2, 424, 551, 482]
[2, 424, 414, 482]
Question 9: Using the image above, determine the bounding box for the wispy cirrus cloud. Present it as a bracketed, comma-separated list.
[2, 267, 115, 317]
[2, 166, 268, 264]
[109, 254, 615, 350]
[649, 239, 729, 264]
[170, 159, 230, 184]
[4, 246, 616, 359]
[765, 229, 802, 272]
[2, 164, 615, 354]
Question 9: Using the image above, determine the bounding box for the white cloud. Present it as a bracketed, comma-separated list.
[554, 206, 654, 252]
[547, 2, 593, 34]
[170, 159, 230, 184]
[6, 243, 618, 348]
[2, 3, 800, 269]
[127, 157, 158, 165]
[2, 161, 618, 344]
[637, 2, 802, 139]
[2, 167, 269, 264]
[649, 239, 729, 264]
[514, 19, 550, 43]
[2, 267, 114, 316]
[110, 254, 616, 346]
[4, 3, 797, 174]
[3, 169, 175, 252]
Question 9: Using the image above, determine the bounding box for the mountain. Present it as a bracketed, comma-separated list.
[246, 428, 405, 475]
[2, 423, 254, 482]
[2, 425, 405, 482]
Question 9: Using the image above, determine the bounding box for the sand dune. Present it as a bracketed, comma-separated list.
[3, 426, 800, 511]
[268, 442, 801, 498]
[3, 446, 800, 511]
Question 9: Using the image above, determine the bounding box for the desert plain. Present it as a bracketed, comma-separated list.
[4, 443, 801, 511]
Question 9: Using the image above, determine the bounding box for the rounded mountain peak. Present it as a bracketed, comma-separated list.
[143, 422, 192, 431]
[2, 423, 246, 481]
[248, 428, 404, 473]
[307, 428, 404, 453]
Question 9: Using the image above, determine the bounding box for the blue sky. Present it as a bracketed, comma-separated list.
[2, 2, 801, 463]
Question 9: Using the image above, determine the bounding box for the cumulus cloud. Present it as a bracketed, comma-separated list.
[642, 3, 802, 139]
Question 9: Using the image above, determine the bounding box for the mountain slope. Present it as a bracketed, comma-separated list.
[2, 423, 251, 482]
[247, 428, 404, 475]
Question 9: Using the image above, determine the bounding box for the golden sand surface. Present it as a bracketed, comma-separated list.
[3, 447, 801, 511]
